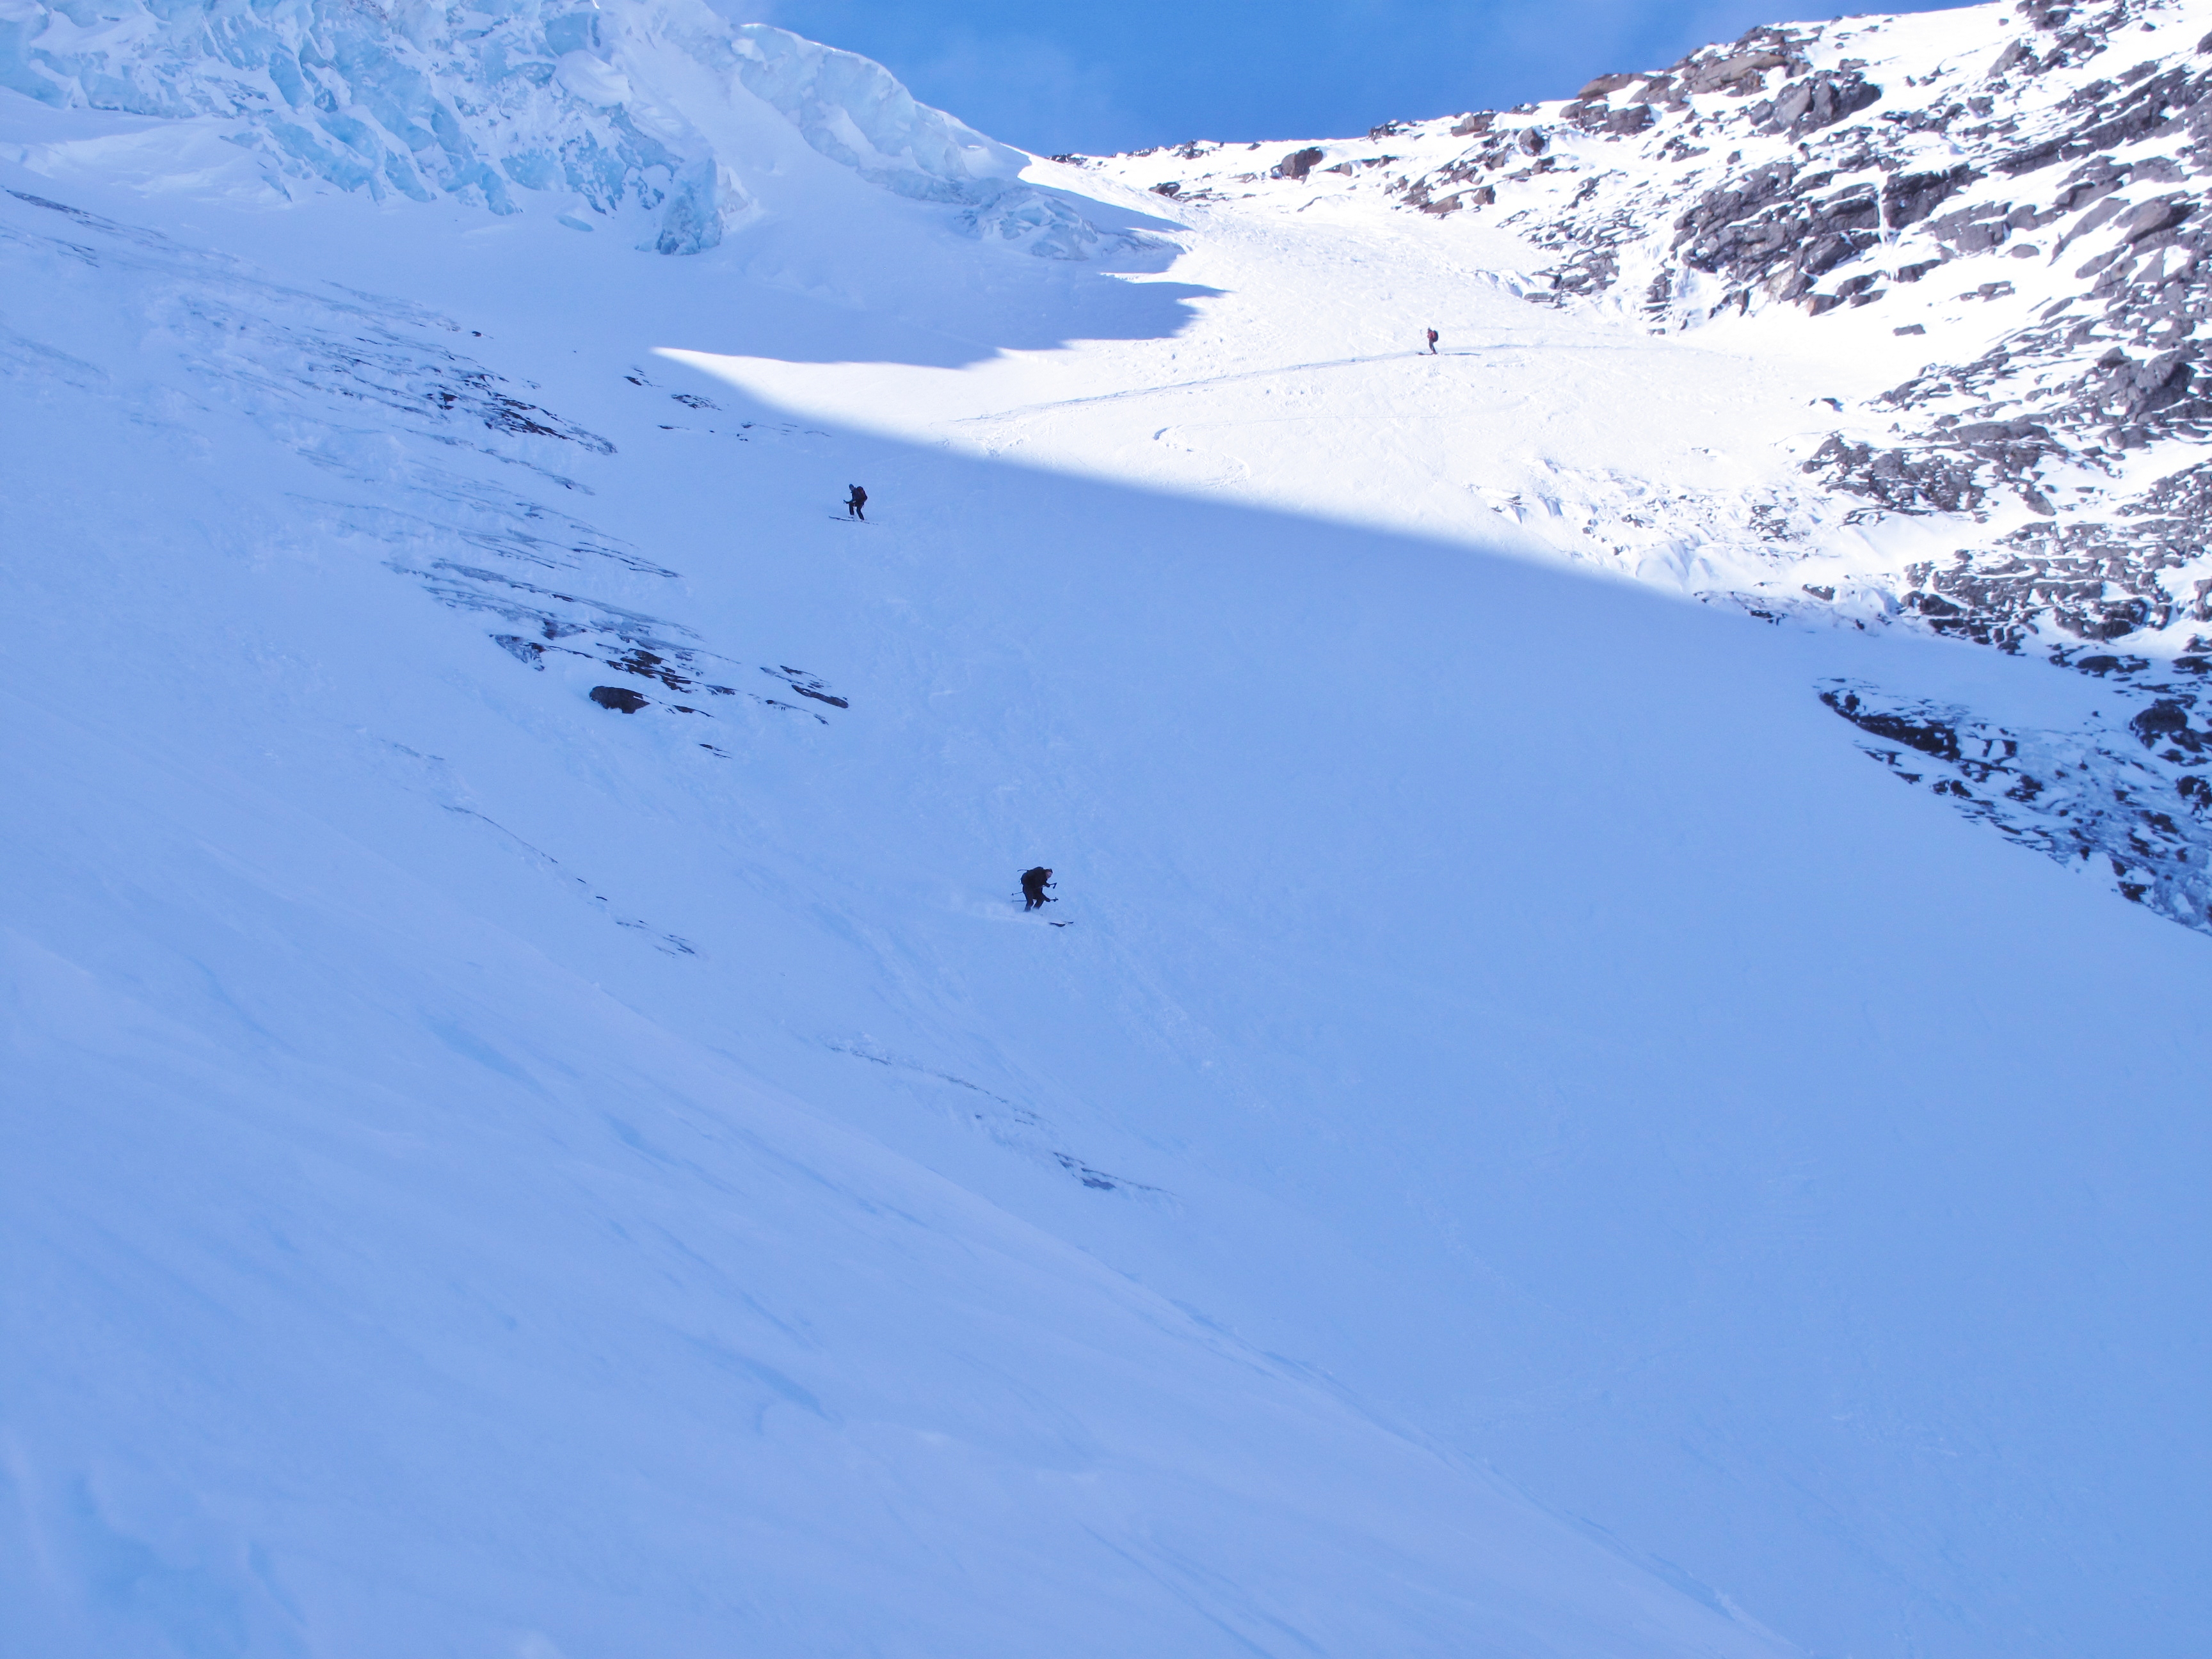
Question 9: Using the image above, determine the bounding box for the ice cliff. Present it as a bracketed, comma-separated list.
[0, 0, 1136, 256]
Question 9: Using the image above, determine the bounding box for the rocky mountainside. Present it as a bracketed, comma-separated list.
[1077, 0, 2212, 936]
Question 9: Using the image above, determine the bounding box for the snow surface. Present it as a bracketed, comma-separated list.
[2, 4, 2208, 1657]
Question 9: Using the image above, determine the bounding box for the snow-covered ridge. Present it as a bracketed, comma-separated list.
[0, 0, 1139, 257]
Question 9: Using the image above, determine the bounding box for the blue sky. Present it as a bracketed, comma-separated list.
[742, 0, 1972, 155]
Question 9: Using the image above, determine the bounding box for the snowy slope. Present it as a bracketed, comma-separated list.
[1, 4, 2208, 1659]
[728, 0, 2212, 937]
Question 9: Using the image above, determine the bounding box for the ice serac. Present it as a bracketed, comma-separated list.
[0, 0, 1135, 257]
[723, 23, 1142, 258]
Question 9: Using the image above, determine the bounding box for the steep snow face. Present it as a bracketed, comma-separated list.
[0, 0, 1140, 255]
[3, 7, 2210, 1659]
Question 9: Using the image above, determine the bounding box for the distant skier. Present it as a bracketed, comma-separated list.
[846, 485, 867, 521]
[1425, 328, 1439, 355]
[1019, 867, 1055, 911]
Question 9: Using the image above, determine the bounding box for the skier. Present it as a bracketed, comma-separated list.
[846, 484, 867, 521]
[1019, 867, 1055, 911]
[1425, 328, 1439, 355]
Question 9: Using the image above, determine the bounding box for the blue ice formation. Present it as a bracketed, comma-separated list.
[0, 0, 1137, 258]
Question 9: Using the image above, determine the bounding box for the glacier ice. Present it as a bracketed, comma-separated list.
[726, 20, 1025, 202]
[0, 0, 1143, 258]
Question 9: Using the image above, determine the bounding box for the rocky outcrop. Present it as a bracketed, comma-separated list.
[1752, 67, 1883, 135]
[1671, 163, 1883, 304]
[1822, 677, 2212, 929]
[1882, 163, 1981, 227]
[1888, 462, 2212, 649]
[1800, 437, 1989, 515]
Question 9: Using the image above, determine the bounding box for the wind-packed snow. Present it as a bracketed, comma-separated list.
[2, 4, 2208, 1658]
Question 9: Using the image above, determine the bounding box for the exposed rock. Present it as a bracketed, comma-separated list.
[1884, 165, 1981, 229]
[2117, 195, 2190, 239]
[1927, 199, 2019, 252]
[1671, 163, 1886, 303]
[1802, 437, 1985, 513]
[1878, 463, 2212, 653]
[1819, 687, 1962, 759]
[1579, 72, 1642, 99]
[1683, 47, 1802, 97]
[761, 666, 850, 708]
[1822, 677, 2212, 931]
[1757, 69, 1884, 136]
[590, 685, 650, 712]
[2133, 698, 2204, 749]
[1997, 62, 2206, 175]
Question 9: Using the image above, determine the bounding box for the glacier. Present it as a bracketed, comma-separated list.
[0, 0, 1150, 256]
[1, 3, 2208, 1658]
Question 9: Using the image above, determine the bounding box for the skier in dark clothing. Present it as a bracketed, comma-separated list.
[846, 485, 867, 520]
[1020, 867, 1055, 910]
[1425, 328, 1439, 355]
